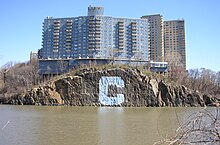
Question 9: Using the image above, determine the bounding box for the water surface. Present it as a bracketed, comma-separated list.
[0, 106, 201, 145]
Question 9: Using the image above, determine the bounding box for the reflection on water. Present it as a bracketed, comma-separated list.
[0, 105, 202, 145]
[98, 107, 125, 145]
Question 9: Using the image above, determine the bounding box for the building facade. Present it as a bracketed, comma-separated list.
[141, 14, 164, 62]
[141, 14, 186, 70]
[38, 6, 188, 74]
[38, 6, 149, 74]
[164, 20, 186, 70]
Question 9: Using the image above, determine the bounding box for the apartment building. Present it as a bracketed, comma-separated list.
[141, 15, 186, 70]
[141, 14, 164, 62]
[38, 6, 187, 74]
[164, 20, 186, 70]
[38, 6, 149, 74]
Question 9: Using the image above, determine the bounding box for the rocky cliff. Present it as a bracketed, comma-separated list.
[0, 67, 219, 107]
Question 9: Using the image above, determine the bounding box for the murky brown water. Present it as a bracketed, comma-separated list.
[0, 106, 201, 145]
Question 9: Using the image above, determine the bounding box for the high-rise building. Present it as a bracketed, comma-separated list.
[38, 6, 150, 74]
[141, 14, 164, 62]
[38, 6, 188, 74]
[39, 6, 149, 70]
[164, 20, 186, 70]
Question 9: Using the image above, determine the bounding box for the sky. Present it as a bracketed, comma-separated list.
[0, 0, 219, 71]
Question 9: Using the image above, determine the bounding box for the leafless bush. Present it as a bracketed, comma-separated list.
[171, 68, 220, 97]
[155, 107, 220, 145]
[0, 60, 40, 95]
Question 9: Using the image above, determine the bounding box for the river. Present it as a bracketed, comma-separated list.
[0, 105, 202, 145]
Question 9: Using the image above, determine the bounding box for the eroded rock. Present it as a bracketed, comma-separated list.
[0, 67, 219, 107]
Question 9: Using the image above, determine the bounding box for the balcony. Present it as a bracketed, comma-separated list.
[88, 38, 95, 42]
[131, 33, 137, 36]
[96, 27, 101, 31]
[95, 19, 101, 22]
[66, 21, 72, 25]
[88, 29, 94, 33]
[119, 32, 124, 35]
[118, 22, 124, 26]
[95, 46, 101, 49]
[132, 49, 138, 53]
[119, 43, 124, 46]
[53, 33, 59, 36]
[132, 45, 138, 49]
[89, 21, 95, 25]
[131, 22, 136, 25]
[53, 43, 59, 46]
[95, 41, 101, 44]
[65, 44, 71, 47]
[95, 32, 101, 35]
[53, 23, 60, 27]
[118, 48, 124, 51]
[65, 45, 71, 49]
[66, 36, 72, 39]
[119, 44, 124, 48]
[88, 44, 95, 47]
[66, 29, 72, 32]
[88, 34, 94, 38]
[66, 19, 72, 22]
[96, 23, 101, 27]
[53, 21, 60, 24]
[89, 25, 94, 28]
[119, 36, 124, 39]
[95, 37, 101, 40]
[132, 40, 137, 43]
[54, 30, 59, 33]
[53, 47, 58, 50]
[131, 37, 137, 43]
[66, 26, 72, 29]
[119, 29, 124, 33]
[66, 33, 72, 36]
[119, 36, 124, 40]
[66, 40, 71, 43]
[88, 47, 94, 50]
[132, 44, 137, 47]
[119, 41, 124, 44]
[131, 29, 137, 33]
[53, 36, 59, 39]
[118, 48, 124, 52]
[54, 26, 60, 30]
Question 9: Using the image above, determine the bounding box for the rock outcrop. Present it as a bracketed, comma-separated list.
[0, 67, 219, 107]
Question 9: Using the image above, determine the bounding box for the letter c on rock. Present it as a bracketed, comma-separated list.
[99, 76, 125, 106]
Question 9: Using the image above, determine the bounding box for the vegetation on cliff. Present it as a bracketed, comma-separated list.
[0, 60, 219, 106]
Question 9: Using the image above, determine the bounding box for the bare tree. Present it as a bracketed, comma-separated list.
[57, 59, 68, 74]
[0, 60, 40, 96]
[181, 68, 220, 97]
[165, 50, 186, 81]
[109, 47, 120, 65]
[155, 107, 220, 145]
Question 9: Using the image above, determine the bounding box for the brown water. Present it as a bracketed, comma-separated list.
[0, 106, 200, 145]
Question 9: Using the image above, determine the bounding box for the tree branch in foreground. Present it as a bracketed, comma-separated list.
[155, 107, 220, 145]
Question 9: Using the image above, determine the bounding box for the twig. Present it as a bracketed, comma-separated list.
[1, 120, 11, 131]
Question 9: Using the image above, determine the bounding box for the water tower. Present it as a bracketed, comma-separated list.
[87, 5, 104, 16]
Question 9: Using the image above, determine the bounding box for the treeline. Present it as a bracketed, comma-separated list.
[0, 60, 220, 99]
[173, 68, 220, 98]
[0, 60, 39, 98]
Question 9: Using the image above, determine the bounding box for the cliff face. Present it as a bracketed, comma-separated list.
[0, 67, 219, 107]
